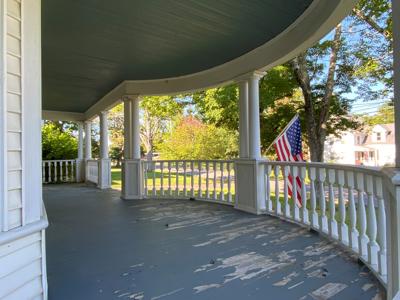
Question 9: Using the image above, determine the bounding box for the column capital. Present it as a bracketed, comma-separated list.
[84, 119, 92, 125]
[122, 94, 140, 102]
[235, 70, 266, 83]
[99, 110, 109, 117]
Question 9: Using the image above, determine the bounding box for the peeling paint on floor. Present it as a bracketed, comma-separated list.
[44, 185, 385, 300]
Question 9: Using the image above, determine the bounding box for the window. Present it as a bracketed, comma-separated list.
[376, 132, 381, 141]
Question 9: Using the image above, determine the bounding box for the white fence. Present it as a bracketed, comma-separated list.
[86, 160, 99, 184]
[42, 160, 76, 183]
[260, 161, 388, 286]
[142, 160, 235, 205]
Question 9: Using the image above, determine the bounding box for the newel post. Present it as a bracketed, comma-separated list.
[235, 71, 266, 214]
[121, 95, 143, 200]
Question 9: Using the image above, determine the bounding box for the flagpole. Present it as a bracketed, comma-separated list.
[265, 114, 299, 154]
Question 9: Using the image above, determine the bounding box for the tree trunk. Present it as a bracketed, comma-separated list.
[292, 24, 342, 162]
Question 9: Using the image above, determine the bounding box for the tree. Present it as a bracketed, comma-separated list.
[42, 122, 78, 159]
[140, 96, 185, 160]
[158, 116, 238, 160]
[361, 102, 395, 125]
[108, 104, 124, 166]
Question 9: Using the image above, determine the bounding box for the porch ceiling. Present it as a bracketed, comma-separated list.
[42, 0, 314, 113]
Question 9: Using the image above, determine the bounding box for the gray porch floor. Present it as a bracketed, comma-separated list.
[44, 184, 383, 300]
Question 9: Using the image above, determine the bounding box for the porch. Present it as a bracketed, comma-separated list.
[44, 184, 382, 300]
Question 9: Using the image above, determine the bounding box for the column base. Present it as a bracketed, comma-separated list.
[234, 159, 266, 215]
[98, 159, 112, 189]
[121, 159, 143, 200]
[75, 159, 85, 183]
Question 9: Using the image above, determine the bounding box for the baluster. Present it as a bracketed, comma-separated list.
[65, 161, 69, 182]
[337, 170, 349, 245]
[347, 171, 359, 252]
[152, 162, 156, 196]
[291, 166, 300, 221]
[318, 168, 328, 233]
[283, 165, 290, 218]
[198, 161, 202, 198]
[327, 169, 338, 239]
[168, 162, 172, 196]
[309, 167, 318, 229]
[265, 164, 272, 212]
[213, 162, 217, 200]
[42, 162, 45, 183]
[227, 162, 232, 203]
[375, 177, 387, 277]
[366, 175, 379, 267]
[160, 161, 164, 196]
[300, 166, 309, 225]
[190, 161, 195, 197]
[356, 172, 369, 258]
[55, 161, 58, 183]
[220, 162, 225, 201]
[274, 165, 281, 215]
[144, 162, 148, 196]
[175, 161, 179, 196]
[206, 161, 210, 199]
[183, 162, 187, 196]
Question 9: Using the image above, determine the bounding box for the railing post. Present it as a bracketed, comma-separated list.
[386, 171, 400, 299]
[317, 168, 328, 233]
[309, 167, 318, 229]
[337, 170, 349, 245]
[366, 175, 379, 267]
[327, 169, 338, 239]
[356, 172, 369, 259]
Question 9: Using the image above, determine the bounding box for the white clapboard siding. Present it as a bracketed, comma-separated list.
[4, 0, 23, 231]
[0, 232, 44, 299]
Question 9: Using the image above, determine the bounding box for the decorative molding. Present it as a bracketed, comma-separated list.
[42, 110, 85, 122]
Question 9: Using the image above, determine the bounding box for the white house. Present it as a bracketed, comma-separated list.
[325, 124, 396, 167]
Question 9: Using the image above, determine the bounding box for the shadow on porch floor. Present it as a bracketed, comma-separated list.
[43, 184, 383, 300]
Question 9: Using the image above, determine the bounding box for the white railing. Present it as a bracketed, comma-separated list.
[142, 160, 235, 205]
[260, 160, 388, 286]
[42, 160, 77, 183]
[86, 160, 99, 184]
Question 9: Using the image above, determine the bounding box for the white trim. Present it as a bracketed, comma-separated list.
[0, 215, 48, 245]
[83, 0, 357, 120]
[0, 0, 7, 232]
[42, 110, 85, 122]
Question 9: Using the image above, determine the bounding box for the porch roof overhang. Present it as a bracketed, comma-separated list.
[42, 0, 357, 121]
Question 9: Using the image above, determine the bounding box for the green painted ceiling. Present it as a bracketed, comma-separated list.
[42, 0, 313, 113]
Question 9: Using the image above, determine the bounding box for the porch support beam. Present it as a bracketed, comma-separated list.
[98, 111, 111, 189]
[234, 71, 266, 215]
[238, 80, 249, 158]
[84, 121, 92, 160]
[248, 72, 263, 160]
[122, 95, 143, 200]
[75, 122, 85, 182]
[395, 0, 400, 169]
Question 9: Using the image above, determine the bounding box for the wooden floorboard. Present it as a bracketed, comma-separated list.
[44, 184, 384, 300]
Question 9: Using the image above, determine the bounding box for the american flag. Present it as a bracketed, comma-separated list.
[273, 115, 304, 207]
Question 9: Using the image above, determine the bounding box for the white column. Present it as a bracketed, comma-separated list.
[395, 0, 400, 168]
[98, 111, 111, 189]
[124, 98, 132, 159]
[99, 111, 109, 159]
[239, 80, 249, 158]
[84, 121, 92, 159]
[77, 122, 84, 159]
[248, 72, 263, 159]
[75, 122, 85, 182]
[234, 71, 266, 215]
[131, 97, 141, 159]
[122, 95, 143, 199]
